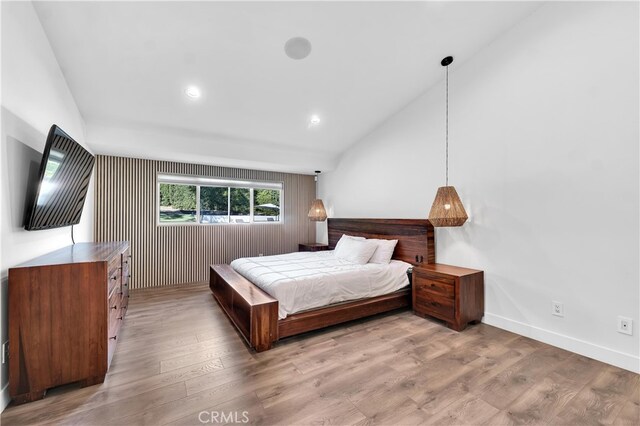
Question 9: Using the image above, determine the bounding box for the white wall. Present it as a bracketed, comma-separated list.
[0, 1, 94, 410]
[86, 121, 334, 175]
[319, 2, 639, 372]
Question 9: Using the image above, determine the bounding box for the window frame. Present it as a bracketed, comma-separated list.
[157, 173, 284, 226]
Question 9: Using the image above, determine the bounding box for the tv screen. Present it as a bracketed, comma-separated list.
[24, 125, 95, 231]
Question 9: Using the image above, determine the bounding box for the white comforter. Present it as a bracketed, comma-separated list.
[230, 251, 411, 319]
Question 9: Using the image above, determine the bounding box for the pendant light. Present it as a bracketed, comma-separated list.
[308, 170, 327, 221]
[428, 56, 468, 227]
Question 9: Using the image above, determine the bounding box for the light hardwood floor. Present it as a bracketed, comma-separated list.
[2, 283, 638, 425]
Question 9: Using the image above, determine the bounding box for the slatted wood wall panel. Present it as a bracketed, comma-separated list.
[95, 155, 316, 289]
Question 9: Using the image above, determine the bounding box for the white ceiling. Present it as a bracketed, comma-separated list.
[33, 1, 541, 172]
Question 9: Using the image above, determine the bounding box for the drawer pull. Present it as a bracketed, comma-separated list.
[124, 283, 128, 287]
[122, 305, 127, 310]
[118, 316, 123, 320]
[128, 274, 131, 279]
[111, 305, 117, 310]
[109, 336, 117, 341]
[110, 276, 117, 281]
[124, 260, 128, 265]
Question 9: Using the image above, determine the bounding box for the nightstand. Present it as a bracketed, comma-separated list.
[298, 243, 329, 252]
[412, 263, 484, 331]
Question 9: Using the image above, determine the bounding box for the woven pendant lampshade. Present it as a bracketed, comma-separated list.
[308, 171, 327, 222]
[308, 199, 327, 222]
[428, 186, 468, 227]
[428, 56, 468, 227]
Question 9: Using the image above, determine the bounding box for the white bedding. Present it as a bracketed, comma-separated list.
[230, 251, 411, 319]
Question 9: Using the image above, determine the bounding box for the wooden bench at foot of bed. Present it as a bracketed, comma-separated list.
[210, 264, 412, 352]
[209, 265, 278, 352]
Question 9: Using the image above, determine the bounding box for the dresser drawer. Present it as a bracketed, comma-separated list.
[107, 331, 118, 367]
[415, 292, 454, 320]
[108, 291, 122, 334]
[415, 277, 454, 299]
[108, 253, 121, 275]
[122, 253, 131, 275]
[107, 269, 120, 295]
[108, 288, 120, 313]
[122, 279, 130, 300]
[121, 267, 130, 299]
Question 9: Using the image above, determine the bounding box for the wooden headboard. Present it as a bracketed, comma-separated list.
[327, 218, 435, 266]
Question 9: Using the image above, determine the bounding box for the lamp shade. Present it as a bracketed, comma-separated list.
[308, 199, 327, 221]
[428, 186, 468, 227]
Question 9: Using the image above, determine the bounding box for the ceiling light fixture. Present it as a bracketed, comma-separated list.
[185, 86, 201, 99]
[428, 56, 469, 227]
[309, 115, 321, 127]
[285, 37, 312, 60]
[308, 171, 327, 222]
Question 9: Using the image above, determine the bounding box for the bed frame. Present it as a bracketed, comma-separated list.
[209, 218, 435, 351]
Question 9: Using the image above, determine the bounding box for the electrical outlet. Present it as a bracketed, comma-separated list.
[617, 316, 633, 335]
[552, 301, 564, 317]
[1, 341, 8, 364]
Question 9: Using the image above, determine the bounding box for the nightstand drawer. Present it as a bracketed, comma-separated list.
[298, 243, 329, 252]
[414, 270, 454, 284]
[415, 293, 454, 320]
[415, 278, 454, 299]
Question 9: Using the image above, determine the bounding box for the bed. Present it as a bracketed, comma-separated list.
[209, 218, 435, 351]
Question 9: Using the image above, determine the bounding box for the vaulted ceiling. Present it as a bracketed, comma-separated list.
[34, 1, 541, 172]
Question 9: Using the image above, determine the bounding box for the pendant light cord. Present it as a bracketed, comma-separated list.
[445, 64, 449, 187]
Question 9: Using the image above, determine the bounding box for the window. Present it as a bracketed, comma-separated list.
[200, 186, 228, 223]
[230, 188, 251, 223]
[253, 189, 281, 222]
[159, 183, 197, 222]
[157, 174, 283, 225]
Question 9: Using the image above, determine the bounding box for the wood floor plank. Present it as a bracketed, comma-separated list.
[553, 353, 606, 386]
[417, 346, 524, 413]
[159, 351, 224, 373]
[483, 372, 582, 425]
[424, 394, 500, 425]
[472, 345, 572, 410]
[59, 382, 187, 425]
[556, 366, 639, 425]
[2, 283, 637, 426]
[163, 391, 266, 426]
[612, 399, 640, 426]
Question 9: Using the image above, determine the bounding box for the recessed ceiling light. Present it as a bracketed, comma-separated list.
[285, 37, 312, 60]
[309, 115, 321, 127]
[185, 86, 201, 99]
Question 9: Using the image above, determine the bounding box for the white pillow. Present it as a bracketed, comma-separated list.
[334, 234, 365, 252]
[368, 239, 398, 264]
[334, 238, 378, 265]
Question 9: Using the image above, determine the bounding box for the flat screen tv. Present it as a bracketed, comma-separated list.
[24, 125, 95, 231]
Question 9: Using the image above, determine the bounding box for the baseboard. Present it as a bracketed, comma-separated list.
[483, 312, 640, 373]
[1, 383, 10, 413]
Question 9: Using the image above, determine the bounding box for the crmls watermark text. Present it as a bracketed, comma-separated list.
[198, 411, 250, 424]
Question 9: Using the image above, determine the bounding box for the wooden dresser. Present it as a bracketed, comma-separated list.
[412, 263, 484, 331]
[8, 241, 130, 404]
